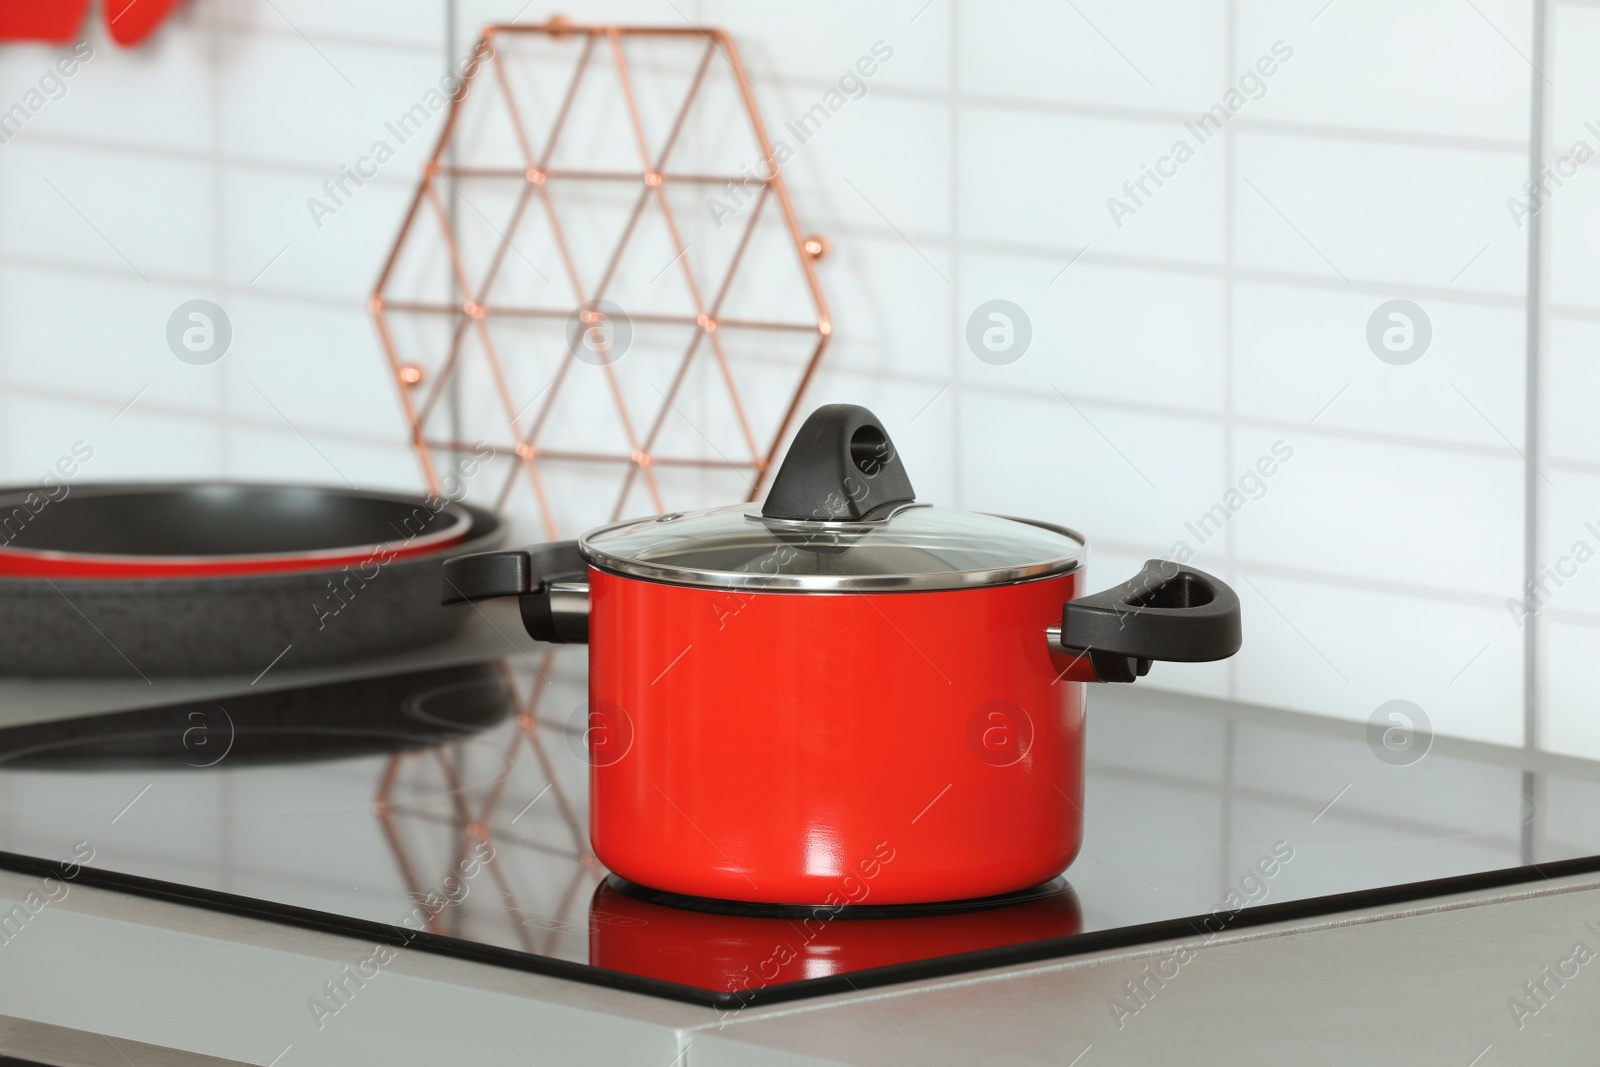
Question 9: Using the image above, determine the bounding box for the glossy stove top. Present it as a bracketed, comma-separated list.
[2, 633, 1598, 1009]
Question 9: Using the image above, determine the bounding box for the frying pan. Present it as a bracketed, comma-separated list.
[0, 483, 504, 678]
[0, 483, 474, 578]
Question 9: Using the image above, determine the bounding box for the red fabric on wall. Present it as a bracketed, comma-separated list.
[0, 0, 91, 43]
[105, 0, 184, 47]
[0, 0, 184, 47]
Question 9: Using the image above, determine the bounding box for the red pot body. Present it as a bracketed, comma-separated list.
[586, 566, 1087, 905]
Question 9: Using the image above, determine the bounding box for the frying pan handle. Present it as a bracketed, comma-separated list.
[1054, 560, 1241, 684]
[440, 541, 589, 645]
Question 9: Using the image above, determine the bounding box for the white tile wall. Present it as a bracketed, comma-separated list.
[1544, 0, 1600, 760]
[0, 0, 1587, 759]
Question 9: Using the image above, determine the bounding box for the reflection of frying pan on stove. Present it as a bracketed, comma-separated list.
[587, 876, 1082, 993]
[0, 662, 512, 770]
[0, 483, 504, 677]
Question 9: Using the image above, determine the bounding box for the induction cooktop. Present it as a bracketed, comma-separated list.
[2, 643, 1598, 1010]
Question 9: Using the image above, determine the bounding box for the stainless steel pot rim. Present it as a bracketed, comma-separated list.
[577, 514, 1088, 592]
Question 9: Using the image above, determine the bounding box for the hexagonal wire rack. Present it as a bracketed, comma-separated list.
[370, 18, 832, 541]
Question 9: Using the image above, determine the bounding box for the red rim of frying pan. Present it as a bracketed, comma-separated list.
[0, 483, 476, 579]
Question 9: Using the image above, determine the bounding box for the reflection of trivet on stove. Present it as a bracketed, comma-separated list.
[375, 654, 601, 941]
[604, 874, 1072, 919]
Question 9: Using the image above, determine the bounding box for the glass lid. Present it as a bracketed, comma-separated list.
[579, 403, 1084, 591]
[579, 504, 1085, 591]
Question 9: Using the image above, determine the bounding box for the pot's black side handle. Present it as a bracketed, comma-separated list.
[440, 541, 589, 644]
[1058, 561, 1241, 683]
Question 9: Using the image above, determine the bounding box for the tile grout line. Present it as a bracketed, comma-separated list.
[949, 0, 963, 512]
[1223, 0, 1239, 703]
[1522, 0, 1550, 860]
[0, 43, 6, 484]
[211, 0, 230, 478]
[0, 225, 1535, 311]
[0, 359, 1569, 466]
[445, 0, 462, 463]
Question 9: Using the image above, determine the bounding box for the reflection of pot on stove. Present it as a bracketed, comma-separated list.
[587, 877, 1082, 992]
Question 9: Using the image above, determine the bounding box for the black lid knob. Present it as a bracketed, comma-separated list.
[761, 404, 916, 522]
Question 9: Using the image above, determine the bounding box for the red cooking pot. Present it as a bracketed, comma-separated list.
[444, 404, 1241, 905]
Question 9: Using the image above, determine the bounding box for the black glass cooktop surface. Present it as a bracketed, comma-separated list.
[1, 646, 1598, 1009]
